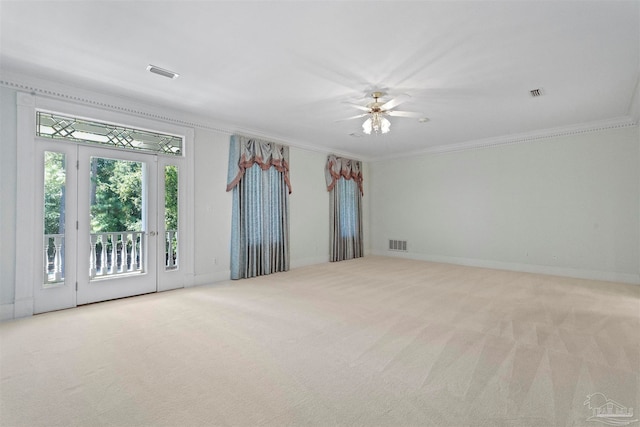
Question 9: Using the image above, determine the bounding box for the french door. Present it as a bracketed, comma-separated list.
[34, 140, 183, 313]
[76, 145, 158, 305]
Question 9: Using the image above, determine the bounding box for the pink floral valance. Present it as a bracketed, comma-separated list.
[226, 135, 292, 193]
[325, 155, 363, 196]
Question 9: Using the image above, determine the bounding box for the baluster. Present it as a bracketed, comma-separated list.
[100, 234, 108, 276]
[138, 232, 144, 273]
[90, 234, 98, 278]
[169, 230, 177, 268]
[122, 232, 129, 272]
[44, 237, 50, 284]
[130, 232, 138, 272]
[165, 231, 172, 268]
[173, 230, 178, 268]
[109, 233, 117, 275]
[54, 236, 63, 281]
[115, 233, 121, 273]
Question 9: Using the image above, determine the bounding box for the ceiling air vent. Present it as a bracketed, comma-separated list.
[529, 88, 543, 97]
[146, 64, 179, 79]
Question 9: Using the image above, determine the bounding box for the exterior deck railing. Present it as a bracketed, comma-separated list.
[89, 231, 144, 279]
[44, 230, 177, 284]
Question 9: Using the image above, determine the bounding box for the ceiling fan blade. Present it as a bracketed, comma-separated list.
[335, 113, 369, 122]
[387, 110, 425, 118]
[380, 94, 410, 110]
[343, 102, 371, 112]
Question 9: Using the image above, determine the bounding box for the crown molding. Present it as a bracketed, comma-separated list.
[0, 72, 361, 161]
[2, 71, 635, 165]
[0, 73, 229, 133]
[369, 115, 638, 163]
[628, 72, 640, 124]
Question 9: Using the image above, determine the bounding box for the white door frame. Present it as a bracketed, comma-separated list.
[15, 93, 195, 317]
[76, 145, 159, 306]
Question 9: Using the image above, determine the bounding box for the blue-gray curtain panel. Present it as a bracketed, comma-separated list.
[325, 155, 363, 262]
[227, 135, 291, 279]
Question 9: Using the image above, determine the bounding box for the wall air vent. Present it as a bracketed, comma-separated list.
[530, 88, 543, 97]
[147, 64, 179, 79]
[388, 239, 407, 252]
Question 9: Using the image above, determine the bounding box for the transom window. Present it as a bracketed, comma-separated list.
[36, 111, 183, 156]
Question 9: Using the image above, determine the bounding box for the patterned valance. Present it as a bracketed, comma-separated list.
[226, 135, 292, 193]
[325, 155, 363, 196]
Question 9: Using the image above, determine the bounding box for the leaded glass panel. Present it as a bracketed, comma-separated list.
[36, 112, 183, 156]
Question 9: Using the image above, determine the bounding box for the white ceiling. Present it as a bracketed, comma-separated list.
[1, 1, 638, 160]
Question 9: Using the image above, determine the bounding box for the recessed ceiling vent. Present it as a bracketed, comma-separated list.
[530, 88, 543, 97]
[146, 64, 179, 79]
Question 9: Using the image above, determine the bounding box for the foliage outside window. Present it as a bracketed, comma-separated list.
[90, 158, 143, 233]
[44, 152, 66, 235]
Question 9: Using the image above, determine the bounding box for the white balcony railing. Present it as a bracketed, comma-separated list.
[44, 234, 64, 284]
[44, 230, 177, 284]
[89, 231, 144, 279]
[165, 229, 178, 270]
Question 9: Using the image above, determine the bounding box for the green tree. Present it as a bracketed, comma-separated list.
[90, 158, 142, 232]
[165, 165, 178, 231]
[45, 156, 177, 235]
[44, 152, 66, 235]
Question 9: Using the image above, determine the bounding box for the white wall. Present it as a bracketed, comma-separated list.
[289, 148, 330, 267]
[3, 73, 635, 319]
[191, 129, 339, 284]
[370, 126, 640, 283]
[0, 83, 367, 315]
[0, 87, 18, 313]
[192, 128, 233, 285]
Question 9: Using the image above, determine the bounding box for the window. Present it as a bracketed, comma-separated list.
[37, 111, 183, 155]
[326, 155, 363, 261]
[227, 135, 291, 279]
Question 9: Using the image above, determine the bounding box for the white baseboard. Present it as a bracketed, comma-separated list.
[12, 297, 34, 318]
[1, 303, 15, 321]
[371, 250, 640, 285]
[290, 255, 329, 269]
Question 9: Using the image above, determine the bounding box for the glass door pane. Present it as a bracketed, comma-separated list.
[164, 165, 178, 270]
[89, 157, 144, 279]
[157, 156, 186, 293]
[43, 151, 67, 286]
[34, 141, 77, 315]
[77, 146, 157, 305]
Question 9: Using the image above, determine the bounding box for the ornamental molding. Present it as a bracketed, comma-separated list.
[369, 115, 638, 163]
[2, 76, 229, 133]
[0, 74, 360, 161]
[2, 73, 637, 164]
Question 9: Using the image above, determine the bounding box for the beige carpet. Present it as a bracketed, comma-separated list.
[1, 256, 638, 427]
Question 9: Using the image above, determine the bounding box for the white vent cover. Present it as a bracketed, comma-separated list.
[389, 239, 407, 252]
[530, 88, 543, 97]
[147, 64, 179, 79]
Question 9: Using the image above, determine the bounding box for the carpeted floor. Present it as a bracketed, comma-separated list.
[1, 256, 638, 426]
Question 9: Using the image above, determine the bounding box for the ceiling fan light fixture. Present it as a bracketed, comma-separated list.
[363, 112, 390, 135]
[362, 117, 373, 134]
[347, 91, 421, 135]
[380, 116, 391, 134]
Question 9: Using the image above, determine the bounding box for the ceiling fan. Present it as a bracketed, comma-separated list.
[340, 91, 426, 135]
